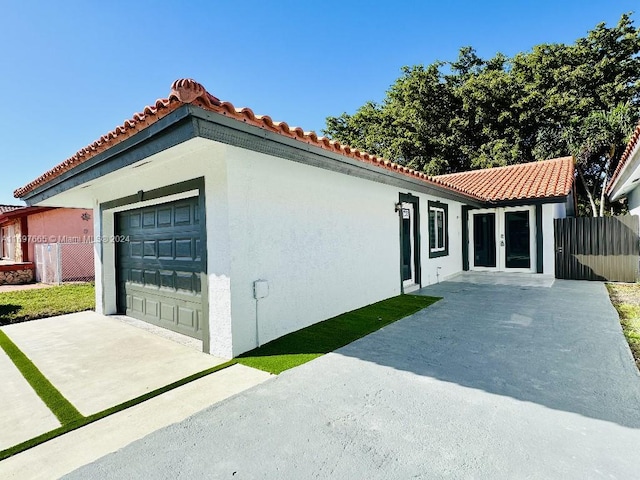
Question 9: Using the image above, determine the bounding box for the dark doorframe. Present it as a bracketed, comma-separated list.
[398, 192, 421, 293]
[535, 204, 544, 273]
[461, 206, 471, 271]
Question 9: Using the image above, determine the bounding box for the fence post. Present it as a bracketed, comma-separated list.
[56, 243, 62, 285]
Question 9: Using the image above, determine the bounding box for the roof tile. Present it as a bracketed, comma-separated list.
[14, 79, 574, 204]
[0, 204, 23, 215]
[429, 157, 574, 202]
[607, 120, 640, 195]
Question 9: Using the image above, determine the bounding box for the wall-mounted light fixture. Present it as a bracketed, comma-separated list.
[394, 201, 402, 213]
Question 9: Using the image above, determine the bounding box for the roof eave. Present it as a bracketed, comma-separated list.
[485, 194, 571, 207]
[188, 106, 485, 206]
[608, 144, 640, 201]
[17, 106, 196, 205]
[19, 103, 485, 208]
[0, 206, 55, 224]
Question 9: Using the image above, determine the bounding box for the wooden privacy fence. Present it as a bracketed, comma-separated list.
[554, 215, 639, 282]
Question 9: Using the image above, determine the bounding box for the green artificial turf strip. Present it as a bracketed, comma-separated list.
[0, 283, 95, 325]
[238, 294, 441, 374]
[0, 329, 82, 425]
[0, 359, 237, 461]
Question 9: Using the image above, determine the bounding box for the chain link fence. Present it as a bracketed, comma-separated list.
[34, 242, 95, 284]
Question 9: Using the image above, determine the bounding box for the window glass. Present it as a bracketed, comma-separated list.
[429, 210, 436, 250]
[428, 201, 448, 258]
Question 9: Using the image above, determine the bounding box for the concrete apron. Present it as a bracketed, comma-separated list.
[0, 349, 60, 450]
[0, 364, 271, 480]
[1, 312, 227, 416]
[0, 312, 272, 472]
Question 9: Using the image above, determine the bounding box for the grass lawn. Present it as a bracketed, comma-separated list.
[606, 283, 640, 370]
[0, 283, 95, 325]
[237, 294, 441, 374]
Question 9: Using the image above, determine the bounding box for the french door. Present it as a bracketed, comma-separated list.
[469, 207, 535, 272]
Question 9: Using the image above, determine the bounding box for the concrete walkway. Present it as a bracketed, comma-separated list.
[61, 280, 640, 479]
[0, 283, 52, 293]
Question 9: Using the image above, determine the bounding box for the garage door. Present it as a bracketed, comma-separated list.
[115, 197, 204, 339]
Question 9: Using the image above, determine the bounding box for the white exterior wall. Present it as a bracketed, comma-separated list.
[224, 145, 464, 355]
[627, 188, 640, 217]
[420, 202, 463, 285]
[32, 137, 466, 358]
[45, 139, 233, 357]
[30, 134, 573, 358]
[541, 202, 566, 275]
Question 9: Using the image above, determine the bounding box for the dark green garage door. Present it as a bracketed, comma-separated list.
[116, 197, 204, 339]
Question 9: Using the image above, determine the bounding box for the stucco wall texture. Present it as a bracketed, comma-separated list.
[1, 219, 22, 261]
[27, 208, 94, 261]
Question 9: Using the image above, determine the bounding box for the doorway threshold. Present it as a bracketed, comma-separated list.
[403, 284, 421, 294]
[449, 271, 554, 288]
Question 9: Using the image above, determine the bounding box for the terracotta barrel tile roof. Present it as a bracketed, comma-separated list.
[607, 120, 640, 195]
[14, 79, 574, 204]
[429, 156, 575, 202]
[15, 79, 467, 200]
[0, 205, 23, 214]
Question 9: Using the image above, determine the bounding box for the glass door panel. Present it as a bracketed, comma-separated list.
[473, 213, 496, 267]
[401, 209, 412, 281]
[505, 211, 531, 269]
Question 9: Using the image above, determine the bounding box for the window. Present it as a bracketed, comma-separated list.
[428, 201, 448, 258]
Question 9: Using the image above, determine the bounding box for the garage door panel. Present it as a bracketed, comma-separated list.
[175, 239, 193, 258]
[158, 240, 173, 258]
[159, 270, 174, 289]
[120, 284, 203, 338]
[143, 270, 158, 286]
[129, 213, 141, 228]
[161, 304, 175, 322]
[147, 299, 159, 317]
[130, 241, 143, 257]
[143, 241, 156, 257]
[174, 205, 192, 224]
[142, 211, 156, 228]
[116, 196, 203, 340]
[178, 307, 195, 328]
[131, 295, 144, 313]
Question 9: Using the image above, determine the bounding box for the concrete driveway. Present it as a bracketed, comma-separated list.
[0, 312, 271, 475]
[57, 280, 640, 478]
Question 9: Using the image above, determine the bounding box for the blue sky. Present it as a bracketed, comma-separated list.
[0, 1, 637, 206]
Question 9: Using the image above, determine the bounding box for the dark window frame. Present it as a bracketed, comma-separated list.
[428, 200, 449, 258]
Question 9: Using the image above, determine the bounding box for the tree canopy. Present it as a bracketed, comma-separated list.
[323, 14, 640, 216]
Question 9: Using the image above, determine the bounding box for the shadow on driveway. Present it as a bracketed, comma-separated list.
[337, 279, 640, 429]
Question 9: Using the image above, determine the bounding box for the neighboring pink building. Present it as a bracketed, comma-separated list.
[0, 206, 94, 285]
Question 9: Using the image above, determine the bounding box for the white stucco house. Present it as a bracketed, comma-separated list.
[14, 79, 575, 358]
[607, 121, 640, 214]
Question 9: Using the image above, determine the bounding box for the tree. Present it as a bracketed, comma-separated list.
[562, 104, 635, 216]
[323, 13, 640, 215]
